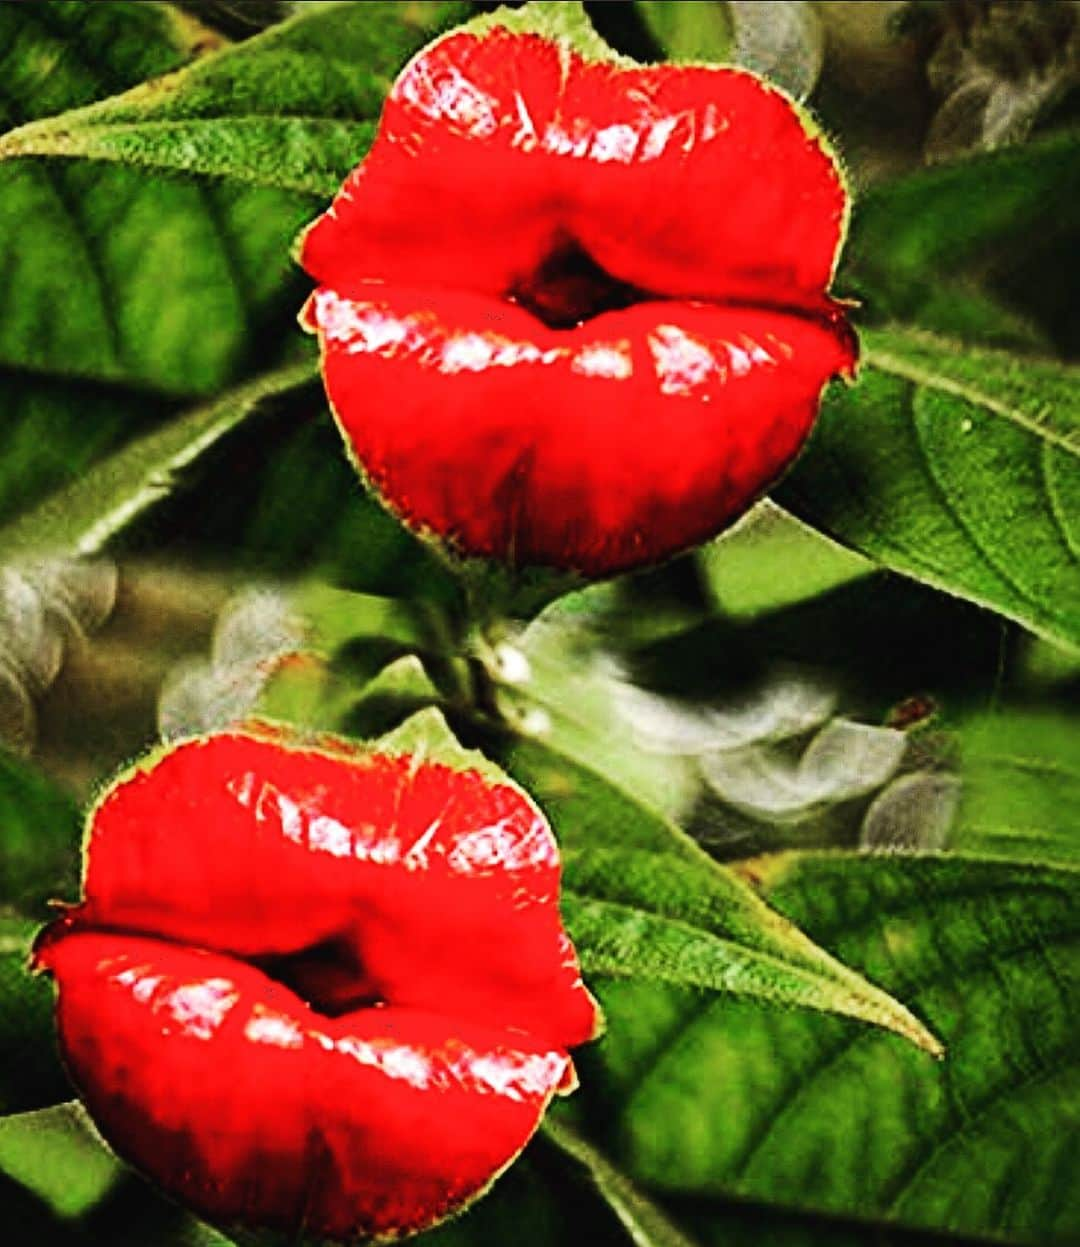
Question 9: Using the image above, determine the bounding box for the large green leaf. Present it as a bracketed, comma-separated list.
[950, 709, 1080, 869]
[503, 735, 939, 1054]
[778, 327, 1080, 652]
[0, 1, 469, 197]
[562, 846, 938, 1051]
[579, 852, 1080, 1245]
[0, 358, 318, 557]
[843, 130, 1080, 343]
[0, 0, 461, 540]
[0, 1, 317, 397]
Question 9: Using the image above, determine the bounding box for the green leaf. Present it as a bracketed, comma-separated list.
[376, 707, 517, 790]
[541, 1116, 698, 1247]
[337, 653, 444, 739]
[950, 710, 1080, 869]
[844, 130, 1080, 339]
[562, 846, 940, 1053]
[777, 327, 1080, 652]
[416, 1142, 633, 1247]
[0, 915, 70, 1115]
[464, 2, 626, 66]
[0, 2, 317, 396]
[0, 749, 81, 915]
[700, 501, 872, 619]
[501, 732, 714, 863]
[634, 1, 733, 62]
[0, 1, 464, 535]
[256, 649, 443, 741]
[580, 852, 1080, 1245]
[0, 1, 471, 196]
[0, 358, 318, 557]
[0, 1102, 121, 1218]
[503, 735, 939, 1053]
[292, 582, 442, 657]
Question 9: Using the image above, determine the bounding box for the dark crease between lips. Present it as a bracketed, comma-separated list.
[320, 230, 852, 338]
[38, 919, 386, 1019]
[505, 232, 656, 328]
[255, 935, 385, 1017]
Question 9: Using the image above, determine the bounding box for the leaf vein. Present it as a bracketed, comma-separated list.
[728, 927, 1080, 1188]
[867, 341, 1080, 459]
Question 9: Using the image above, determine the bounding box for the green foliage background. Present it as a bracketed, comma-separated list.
[0, 2, 1077, 1246]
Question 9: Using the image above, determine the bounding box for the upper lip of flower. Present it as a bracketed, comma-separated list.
[298, 28, 853, 335]
[37, 725, 597, 1049]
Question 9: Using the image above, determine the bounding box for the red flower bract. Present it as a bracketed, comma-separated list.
[33, 725, 600, 1241]
[299, 24, 856, 576]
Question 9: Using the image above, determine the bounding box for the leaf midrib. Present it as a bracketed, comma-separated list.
[864, 334, 1080, 459]
[628, 923, 1080, 1197]
[565, 887, 880, 997]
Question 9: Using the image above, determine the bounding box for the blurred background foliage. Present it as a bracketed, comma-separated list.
[0, 2, 1077, 1246]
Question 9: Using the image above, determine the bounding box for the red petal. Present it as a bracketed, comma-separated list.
[299, 31, 848, 309]
[297, 28, 855, 572]
[42, 933, 570, 1240]
[61, 730, 598, 1049]
[307, 285, 855, 574]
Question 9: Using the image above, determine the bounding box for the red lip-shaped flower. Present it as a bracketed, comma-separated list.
[33, 720, 600, 1241]
[298, 16, 856, 576]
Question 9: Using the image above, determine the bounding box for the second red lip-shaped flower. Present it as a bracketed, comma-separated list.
[299, 13, 857, 576]
[33, 718, 601, 1241]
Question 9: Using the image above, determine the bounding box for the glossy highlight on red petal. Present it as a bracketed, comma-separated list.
[35, 727, 600, 1241]
[298, 29, 856, 573]
[304, 286, 854, 573]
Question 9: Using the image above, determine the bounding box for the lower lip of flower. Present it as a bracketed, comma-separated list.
[301, 283, 855, 575]
[34, 729, 599, 1242]
[298, 29, 857, 574]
